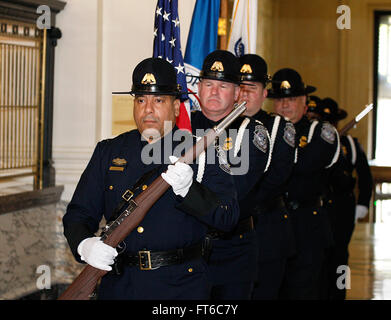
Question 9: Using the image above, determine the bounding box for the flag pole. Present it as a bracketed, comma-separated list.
[218, 0, 228, 49]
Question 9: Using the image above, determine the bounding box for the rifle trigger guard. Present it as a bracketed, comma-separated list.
[116, 241, 127, 254]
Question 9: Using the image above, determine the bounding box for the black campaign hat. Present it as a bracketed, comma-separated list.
[113, 58, 185, 96]
[238, 54, 270, 85]
[307, 95, 322, 113]
[268, 68, 316, 98]
[199, 50, 240, 84]
[320, 97, 347, 122]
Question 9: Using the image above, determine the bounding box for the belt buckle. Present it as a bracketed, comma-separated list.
[138, 250, 152, 270]
[122, 189, 134, 202]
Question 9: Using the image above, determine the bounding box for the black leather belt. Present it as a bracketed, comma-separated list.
[207, 216, 254, 240]
[121, 243, 203, 271]
[286, 197, 323, 211]
[255, 195, 286, 214]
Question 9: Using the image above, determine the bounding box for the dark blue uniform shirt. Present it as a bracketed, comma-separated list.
[63, 126, 239, 259]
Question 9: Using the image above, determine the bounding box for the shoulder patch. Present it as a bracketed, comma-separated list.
[253, 124, 269, 153]
[321, 122, 336, 144]
[283, 122, 296, 148]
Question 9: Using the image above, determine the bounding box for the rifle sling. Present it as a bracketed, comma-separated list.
[106, 165, 163, 225]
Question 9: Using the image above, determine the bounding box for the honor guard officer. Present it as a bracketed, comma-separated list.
[62, 58, 240, 300]
[319, 98, 373, 300]
[237, 54, 296, 300]
[306, 95, 323, 121]
[269, 68, 339, 300]
[190, 50, 271, 299]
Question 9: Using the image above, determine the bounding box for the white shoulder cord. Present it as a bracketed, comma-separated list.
[325, 127, 340, 169]
[234, 118, 250, 157]
[346, 135, 357, 166]
[194, 135, 205, 183]
[269, 116, 281, 154]
[307, 120, 319, 143]
[254, 119, 273, 173]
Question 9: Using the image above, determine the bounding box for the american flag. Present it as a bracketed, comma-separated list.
[153, 0, 191, 131]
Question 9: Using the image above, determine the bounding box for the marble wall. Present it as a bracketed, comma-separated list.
[0, 201, 83, 300]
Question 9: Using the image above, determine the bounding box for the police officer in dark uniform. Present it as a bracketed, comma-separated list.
[269, 68, 339, 299]
[236, 54, 296, 299]
[306, 95, 323, 121]
[190, 50, 271, 299]
[62, 58, 240, 300]
[318, 97, 373, 300]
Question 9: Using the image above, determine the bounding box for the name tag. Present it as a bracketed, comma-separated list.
[109, 166, 125, 172]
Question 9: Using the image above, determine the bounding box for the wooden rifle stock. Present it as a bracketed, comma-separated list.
[338, 118, 356, 136]
[58, 102, 247, 300]
[338, 103, 373, 136]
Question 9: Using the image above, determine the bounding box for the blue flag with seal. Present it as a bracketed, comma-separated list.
[184, 0, 220, 111]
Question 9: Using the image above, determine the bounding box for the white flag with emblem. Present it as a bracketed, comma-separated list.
[227, 0, 257, 57]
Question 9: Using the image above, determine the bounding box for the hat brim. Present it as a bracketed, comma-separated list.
[267, 85, 316, 98]
[112, 86, 196, 97]
[112, 90, 189, 96]
[240, 74, 271, 85]
[196, 71, 240, 84]
[330, 109, 347, 121]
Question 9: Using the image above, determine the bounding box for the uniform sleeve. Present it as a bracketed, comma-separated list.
[295, 122, 340, 173]
[62, 141, 107, 262]
[328, 151, 356, 194]
[354, 138, 373, 207]
[176, 146, 240, 232]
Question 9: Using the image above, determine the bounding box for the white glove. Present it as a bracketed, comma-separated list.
[77, 237, 118, 271]
[161, 156, 193, 198]
[355, 205, 369, 222]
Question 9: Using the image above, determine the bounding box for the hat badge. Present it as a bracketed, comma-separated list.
[210, 61, 224, 72]
[308, 100, 317, 108]
[280, 80, 291, 89]
[323, 107, 331, 114]
[141, 73, 157, 85]
[240, 64, 253, 74]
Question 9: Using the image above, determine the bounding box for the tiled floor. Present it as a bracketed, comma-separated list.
[347, 222, 391, 300]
